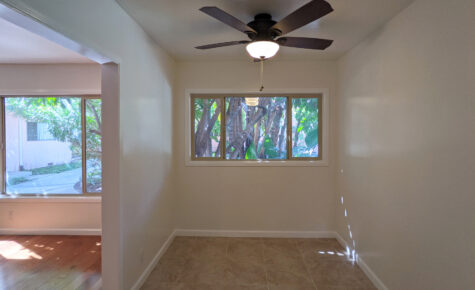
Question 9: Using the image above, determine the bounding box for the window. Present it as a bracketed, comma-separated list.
[2, 96, 102, 195]
[191, 94, 322, 161]
[27, 122, 55, 141]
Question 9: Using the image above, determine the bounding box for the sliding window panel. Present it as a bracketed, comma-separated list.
[225, 97, 287, 160]
[85, 98, 102, 192]
[192, 97, 222, 159]
[291, 97, 321, 158]
[4, 97, 82, 194]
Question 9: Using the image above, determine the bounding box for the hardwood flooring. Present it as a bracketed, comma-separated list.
[0, 235, 101, 290]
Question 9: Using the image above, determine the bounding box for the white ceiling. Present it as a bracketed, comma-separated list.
[117, 0, 414, 61]
[0, 17, 93, 64]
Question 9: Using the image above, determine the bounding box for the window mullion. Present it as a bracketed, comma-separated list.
[287, 96, 291, 160]
[1, 97, 5, 194]
[81, 97, 87, 194]
[221, 96, 225, 160]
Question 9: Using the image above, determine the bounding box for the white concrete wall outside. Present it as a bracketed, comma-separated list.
[5, 111, 72, 171]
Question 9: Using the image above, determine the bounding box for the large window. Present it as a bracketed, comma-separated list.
[2, 96, 102, 195]
[191, 94, 322, 161]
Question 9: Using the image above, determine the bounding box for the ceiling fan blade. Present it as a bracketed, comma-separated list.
[277, 37, 333, 50]
[200, 7, 256, 34]
[195, 40, 250, 50]
[271, 0, 333, 35]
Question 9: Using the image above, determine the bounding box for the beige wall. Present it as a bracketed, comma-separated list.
[0, 198, 101, 231]
[336, 0, 475, 289]
[174, 60, 337, 232]
[0, 63, 100, 95]
[0, 64, 101, 230]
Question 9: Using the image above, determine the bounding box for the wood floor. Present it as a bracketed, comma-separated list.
[142, 237, 376, 290]
[0, 235, 101, 290]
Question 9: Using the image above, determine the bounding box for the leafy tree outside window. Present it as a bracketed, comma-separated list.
[191, 95, 322, 161]
[4, 96, 102, 194]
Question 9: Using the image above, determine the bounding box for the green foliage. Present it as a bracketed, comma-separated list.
[8, 177, 30, 185]
[31, 161, 81, 175]
[85, 99, 102, 190]
[245, 140, 258, 159]
[6, 97, 102, 158]
[262, 137, 280, 159]
[85, 99, 102, 159]
[292, 98, 319, 157]
[305, 128, 318, 148]
[226, 97, 287, 160]
[7, 97, 83, 155]
[194, 98, 222, 158]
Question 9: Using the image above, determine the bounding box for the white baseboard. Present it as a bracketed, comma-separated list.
[0, 228, 101, 235]
[131, 230, 176, 290]
[357, 255, 388, 290]
[174, 229, 336, 238]
[334, 232, 388, 290]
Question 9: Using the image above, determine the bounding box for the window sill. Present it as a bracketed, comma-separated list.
[185, 160, 328, 167]
[0, 195, 101, 203]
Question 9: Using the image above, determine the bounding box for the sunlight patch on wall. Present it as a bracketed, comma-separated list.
[340, 194, 358, 262]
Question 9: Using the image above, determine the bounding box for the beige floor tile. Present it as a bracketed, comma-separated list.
[227, 238, 265, 264]
[142, 282, 268, 290]
[295, 238, 344, 254]
[307, 260, 375, 289]
[180, 255, 267, 286]
[142, 237, 376, 290]
[144, 257, 187, 284]
[269, 285, 315, 290]
[266, 268, 316, 289]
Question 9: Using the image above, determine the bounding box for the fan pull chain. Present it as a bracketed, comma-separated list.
[259, 57, 264, 92]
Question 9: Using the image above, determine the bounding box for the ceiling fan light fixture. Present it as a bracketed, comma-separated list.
[245, 97, 259, 106]
[246, 41, 280, 59]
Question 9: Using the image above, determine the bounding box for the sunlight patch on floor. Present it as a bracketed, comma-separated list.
[0, 240, 43, 260]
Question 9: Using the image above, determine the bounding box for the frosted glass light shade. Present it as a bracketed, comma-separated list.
[246, 41, 280, 59]
[245, 97, 259, 106]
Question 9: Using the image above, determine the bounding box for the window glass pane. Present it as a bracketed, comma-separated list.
[225, 97, 287, 160]
[26, 122, 38, 141]
[37, 123, 55, 140]
[292, 97, 319, 158]
[193, 98, 222, 158]
[5, 97, 82, 194]
[85, 99, 102, 192]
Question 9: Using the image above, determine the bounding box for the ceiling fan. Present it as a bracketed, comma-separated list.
[195, 0, 334, 60]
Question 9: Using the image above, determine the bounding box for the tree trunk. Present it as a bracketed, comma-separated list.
[195, 100, 211, 157]
[278, 115, 286, 155]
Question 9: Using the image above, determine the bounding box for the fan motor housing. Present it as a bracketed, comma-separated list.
[246, 13, 281, 41]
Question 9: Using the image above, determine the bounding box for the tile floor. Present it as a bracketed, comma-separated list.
[141, 237, 376, 290]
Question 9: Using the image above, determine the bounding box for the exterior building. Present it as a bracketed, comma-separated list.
[5, 111, 72, 171]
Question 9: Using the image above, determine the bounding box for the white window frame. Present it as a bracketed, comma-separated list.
[184, 89, 330, 167]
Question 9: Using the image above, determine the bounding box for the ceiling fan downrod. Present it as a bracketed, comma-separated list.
[259, 57, 264, 92]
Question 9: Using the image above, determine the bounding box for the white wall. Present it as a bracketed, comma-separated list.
[0, 1, 176, 289]
[175, 60, 337, 232]
[336, 0, 475, 289]
[0, 64, 102, 231]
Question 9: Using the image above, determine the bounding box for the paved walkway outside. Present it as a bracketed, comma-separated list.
[6, 168, 82, 194]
